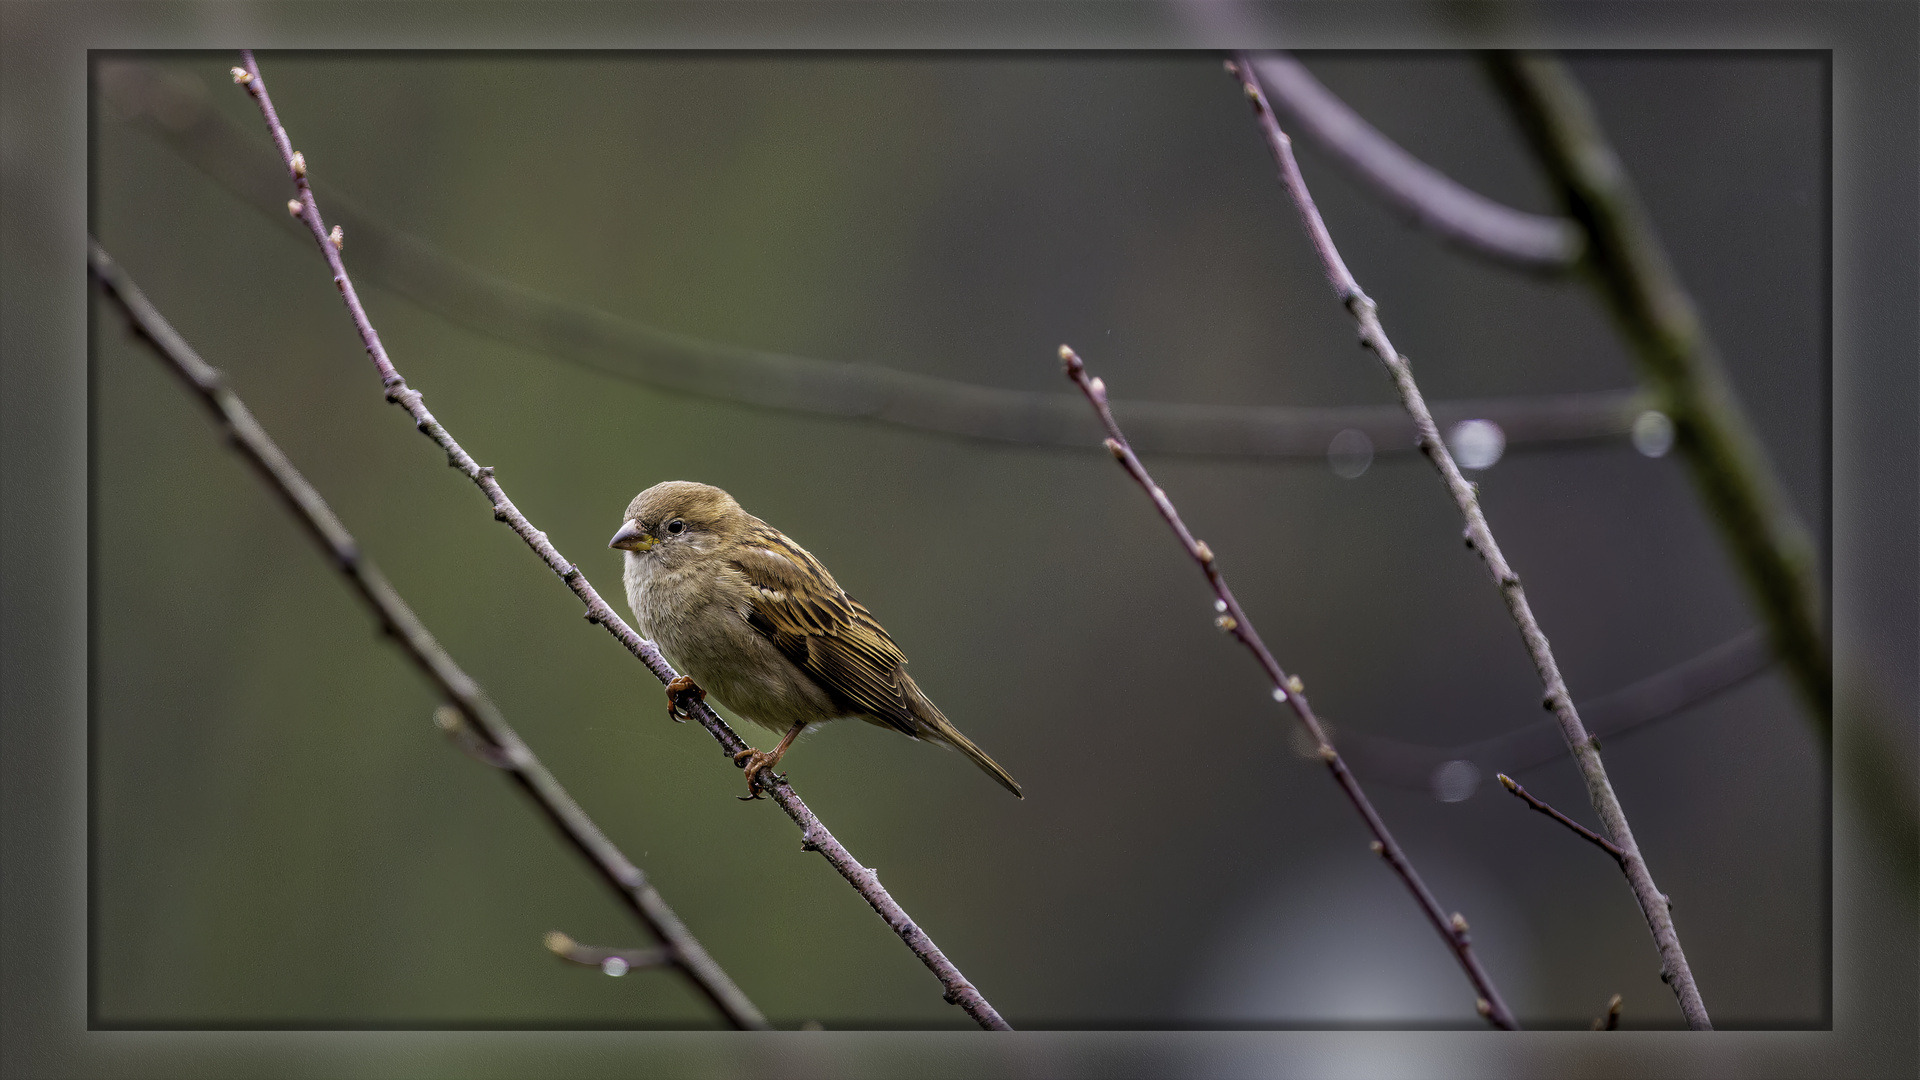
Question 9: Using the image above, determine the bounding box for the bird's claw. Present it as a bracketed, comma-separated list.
[731, 748, 783, 799]
[665, 676, 704, 723]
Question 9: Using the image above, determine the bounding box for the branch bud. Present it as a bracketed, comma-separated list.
[290, 151, 307, 177]
[286, 199, 303, 217]
[1193, 541, 1214, 564]
[328, 225, 344, 250]
[230, 67, 252, 84]
[1104, 438, 1125, 460]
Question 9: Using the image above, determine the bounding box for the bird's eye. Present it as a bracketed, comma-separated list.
[665, 519, 685, 535]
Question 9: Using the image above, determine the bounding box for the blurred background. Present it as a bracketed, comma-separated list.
[90, 52, 1827, 1030]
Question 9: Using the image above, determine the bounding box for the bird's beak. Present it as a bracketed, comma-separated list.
[609, 521, 658, 552]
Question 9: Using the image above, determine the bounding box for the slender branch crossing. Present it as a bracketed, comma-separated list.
[1496, 774, 1628, 868]
[1062, 344, 1518, 1031]
[1228, 53, 1711, 1030]
[233, 52, 1008, 1031]
[88, 240, 766, 1030]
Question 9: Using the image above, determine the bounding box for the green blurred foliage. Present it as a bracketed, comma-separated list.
[92, 53, 1825, 1028]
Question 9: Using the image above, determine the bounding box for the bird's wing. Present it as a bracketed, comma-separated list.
[726, 527, 919, 737]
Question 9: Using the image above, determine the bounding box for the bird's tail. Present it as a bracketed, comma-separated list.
[903, 677, 1023, 799]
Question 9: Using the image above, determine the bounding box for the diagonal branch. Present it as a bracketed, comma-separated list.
[87, 239, 767, 1031]
[1228, 54, 1712, 1030]
[99, 59, 1641, 463]
[1246, 53, 1583, 272]
[1481, 53, 1829, 736]
[233, 51, 1008, 1031]
[1062, 345, 1519, 1031]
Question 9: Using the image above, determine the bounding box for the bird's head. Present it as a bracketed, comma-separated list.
[610, 481, 746, 565]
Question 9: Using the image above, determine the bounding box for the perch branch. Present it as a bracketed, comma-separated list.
[1228, 54, 1711, 1030]
[87, 239, 766, 1031]
[1062, 345, 1519, 1031]
[1496, 774, 1628, 868]
[234, 51, 1008, 1031]
[99, 59, 1642, 462]
[1482, 53, 1829, 735]
[1245, 53, 1583, 271]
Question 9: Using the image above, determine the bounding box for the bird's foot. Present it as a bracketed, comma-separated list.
[731, 748, 785, 800]
[665, 676, 704, 723]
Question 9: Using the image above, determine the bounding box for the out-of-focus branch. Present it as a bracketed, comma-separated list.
[543, 931, 673, 976]
[87, 240, 767, 1032]
[1246, 53, 1584, 272]
[98, 60, 1642, 463]
[1339, 627, 1773, 796]
[1482, 53, 1830, 737]
[1062, 345, 1519, 1031]
[233, 52, 1009, 1032]
[1228, 54, 1712, 1031]
[1593, 993, 1624, 1031]
[1496, 774, 1629, 869]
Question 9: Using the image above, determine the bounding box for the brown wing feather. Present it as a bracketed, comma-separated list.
[728, 524, 920, 738]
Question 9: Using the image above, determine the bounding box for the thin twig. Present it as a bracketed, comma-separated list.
[1482, 53, 1830, 736]
[1496, 774, 1628, 868]
[1228, 54, 1712, 1030]
[1246, 53, 1583, 271]
[1593, 992, 1624, 1031]
[1340, 626, 1772, 794]
[99, 59, 1642, 462]
[1062, 344, 1519, 1031]
[234, 52, 1009, 1031]
[87, 239, 767, 1031]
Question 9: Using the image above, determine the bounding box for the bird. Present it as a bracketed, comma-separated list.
[610, 481, 1023, 800]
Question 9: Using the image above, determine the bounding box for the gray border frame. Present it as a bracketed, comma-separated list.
[6, 2, 1914, 1076]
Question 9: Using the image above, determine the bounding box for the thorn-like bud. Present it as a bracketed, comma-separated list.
[1476, 997, 1492, 1017]
[1497, 773, 1517, 792]
[1317, 744, 1337, 763]
[1271, 687, 1287, 703]
[1369, 841, 1385, 855]
[1451, 913, 1470, 933]
[1213, 599, 1228, 613]
[433, 705, 462, 733]
[290, 151, 307, 177]
[230, 67, 252, 84]
[1589, 734, 1604, 752]
[543, 930, 575, 955]
[328, 224, 344, 250]
[477, 465, 495, 478]
[1104, 438, 1125, 460]
[1214, 614, 1238, 632]
[1286, 675, 1304, 694]
[1222, 59, 1238, 76]
[1242, 80, 1261, 102]
[1088, 376, 1106, 397]
[286, 199, 303, 217]
[1194, 541, 1214, 564]
[1058, 343, 1079, 370]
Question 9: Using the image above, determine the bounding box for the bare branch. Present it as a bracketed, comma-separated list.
[1061, 344, 1519, 1031]
[1228, 54, 1712, 1030]
[1245, 53, 1583, 271]
[1340, 627, 1772, 795]
[88, 239, 766, 1031]
[1496, 774, 1629, 868]
[233, 52, 1009, 1031]
[99, 60, 1640, 463]
[1482, 53, 1830, 737]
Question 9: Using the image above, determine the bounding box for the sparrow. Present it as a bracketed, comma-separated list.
[610, 481, 1023, 800]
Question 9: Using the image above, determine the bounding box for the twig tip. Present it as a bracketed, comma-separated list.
[1497, 773, 1518, 792]
[543, 930, 575, 956]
